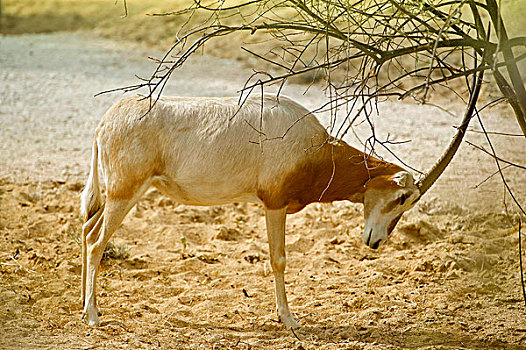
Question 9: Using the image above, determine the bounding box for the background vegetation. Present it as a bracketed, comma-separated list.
[2, 1, 525, 41]
[2, 0, 270, 61]
[2, 1, 183, 46]
[4, 1, 522, 63]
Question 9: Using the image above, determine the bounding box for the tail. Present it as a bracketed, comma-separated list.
[80, 139, 103, 222]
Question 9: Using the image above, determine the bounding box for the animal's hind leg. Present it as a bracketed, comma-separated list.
[83, 188, 148, 326]
[81, 204, 105, 305]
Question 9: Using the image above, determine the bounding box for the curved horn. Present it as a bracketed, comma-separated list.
[416, 67, 485, 196]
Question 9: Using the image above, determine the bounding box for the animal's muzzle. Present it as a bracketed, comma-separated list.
[364, 229, 381, 249]
[370, 240, 381, 250]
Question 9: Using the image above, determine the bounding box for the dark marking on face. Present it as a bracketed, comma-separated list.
[382, 194, 404, 214]
[366, 228, 372, 246]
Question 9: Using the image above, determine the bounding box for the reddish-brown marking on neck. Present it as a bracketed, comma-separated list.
[258, 140, 403, 213]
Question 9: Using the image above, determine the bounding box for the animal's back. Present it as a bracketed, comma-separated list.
[95, 95, 329, 205]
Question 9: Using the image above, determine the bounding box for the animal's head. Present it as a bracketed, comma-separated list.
[362, 171, 420, 249]
[357, 91, 473, 249]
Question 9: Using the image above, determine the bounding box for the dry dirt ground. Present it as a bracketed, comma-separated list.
[1, 32, 526, 349]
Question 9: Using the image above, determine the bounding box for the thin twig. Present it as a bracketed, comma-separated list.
[465, 128, 524, 137]
[290, 327, 302, 341]
[475, 113, 526, 217]
[473, 164, 513, 189]
[519, 220, 526, 306]
[120, 0, 128, 18]
[466, 141, 526, 170]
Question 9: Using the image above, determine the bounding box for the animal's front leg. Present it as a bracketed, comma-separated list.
[264, 208, 301, 329]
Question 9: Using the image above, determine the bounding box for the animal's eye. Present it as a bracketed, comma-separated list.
[400, 194, 406, 206]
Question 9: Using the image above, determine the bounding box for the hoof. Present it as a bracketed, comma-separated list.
[83, 308, 101, 327]
[86, 315, 100, 327]
[280, 314, 301, 329]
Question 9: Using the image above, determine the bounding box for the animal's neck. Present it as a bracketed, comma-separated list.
[263, 137, 403, 213]
[314, 139, 402, 204]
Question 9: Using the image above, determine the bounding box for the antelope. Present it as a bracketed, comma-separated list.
[80, 94, 442, 328]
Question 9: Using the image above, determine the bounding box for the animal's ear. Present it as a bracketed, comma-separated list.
[392, 171, 409, 187]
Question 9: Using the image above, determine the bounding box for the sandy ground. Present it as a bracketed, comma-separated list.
[1, 32, 526, 349]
